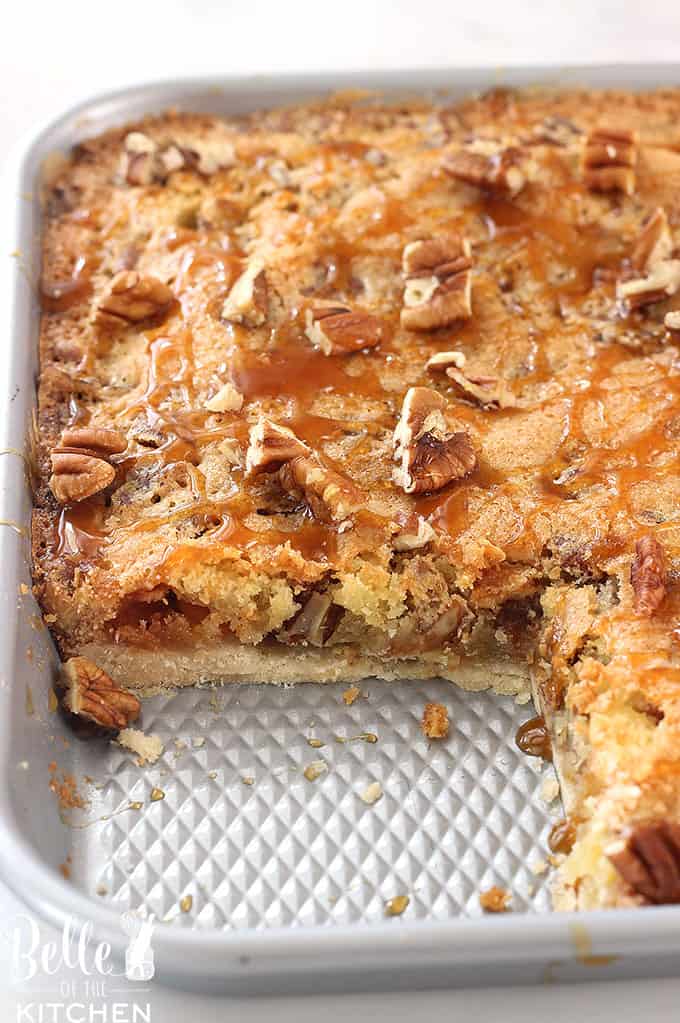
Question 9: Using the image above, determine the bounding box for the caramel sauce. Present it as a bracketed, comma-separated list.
[40, 256, 94, 312]
[515, 715, 553, 761]
[548, 817, 576, 855]
[56, 504, 107, 560]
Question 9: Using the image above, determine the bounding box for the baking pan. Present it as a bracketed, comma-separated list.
[2, 66, 680, 995]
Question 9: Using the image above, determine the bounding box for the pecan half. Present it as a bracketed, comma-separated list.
[305, 305, 385, 355]
[62, 657, 141, 731]
[618, 260, 680, 311]
[582, 127, 637, 195]
[279, 454, 362, 523]
[401, 236, 473, 330]
[443, 145, 526, 196]
[49, 427, 127, 504]
[245, 419, 310, 476]
[96, 271, 175, 327]
[221, 260, 268, 326]
[608, 821, 680, 904]
[631, 207, 673, 272]
[393, 387, 477, 494]
[631, 534, 666, 616]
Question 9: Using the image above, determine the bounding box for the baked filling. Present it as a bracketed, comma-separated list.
[33, 86, 680, 912]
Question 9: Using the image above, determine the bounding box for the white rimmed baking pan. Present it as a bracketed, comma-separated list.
[2, 67, 680, 995]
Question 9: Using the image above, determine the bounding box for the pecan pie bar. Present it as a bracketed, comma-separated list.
[33, 86, 680, 910]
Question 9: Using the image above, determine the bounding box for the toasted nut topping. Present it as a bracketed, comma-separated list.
[631, 534, 666, 616]
[401, 236, 473, 330]
[62, 657, 141, 731]
[422, 701, 449, 739]
[245, 419, 310, 475]
[446, 368, 516, 409]
[582, 127, 637, 195]
[608, 821, 680, 904]
[305, 306, 385, 355]
[425, 350, 466, 372]
[221, 260, 268, 326]
[49, 427, 126, 504]
[280, 455, 362, 523]
[96, 271, 175, 326]
[631, 208, 673, 272]
[479, 886, 511, 913]
[393, 515, 436, 551]
[205, 381, 243, 413]
[618, 260, 680, 311]
[393, 387, 477, 494]
[443, 145, 526, 196]
[665, 311, 680, 332]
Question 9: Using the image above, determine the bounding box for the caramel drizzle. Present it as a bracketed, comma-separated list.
[46, 144, 680, 582]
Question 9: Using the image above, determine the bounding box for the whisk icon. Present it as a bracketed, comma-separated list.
[121, 911, 155, 982]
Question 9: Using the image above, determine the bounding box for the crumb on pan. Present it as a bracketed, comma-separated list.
[422, 701, 449, 739]
[479, 886, 511, 913]
[117, 727, 164, 766]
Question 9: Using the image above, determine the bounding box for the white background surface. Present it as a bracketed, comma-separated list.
[3, 0, 680, 1018]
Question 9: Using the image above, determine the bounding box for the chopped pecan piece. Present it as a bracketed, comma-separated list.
[393, 387, 476, 495]
[278, 591, 342, 646]
[631, 534, 666, 616]
[608, 821, 680, 904]
[446, 368, 516, 409]
[62, 657, 141, 731]
[422, 701, 449, 739]
[631, 207, 673, 272]
[120, 132, 161, 186]
[443, 145, 526, 197]
[96, 271, 175, 327]
[245, 419, 310, 476]
[49, 427, 126, 504]
[221, 260, 268, 326]
[425, 350, 466, 372]
[618, 260, 680, 311]
[120, 132, 234, 185]
[279, 455, 362, 523]
[183, 138, 235, 176]
[401, 236, 473, 330]
[665, 311, 680, 333]
[305, 305, 385, 355]
[393, 515, 436, 551]
[582, 127, 637, 195]
[205, 381, 243, 413]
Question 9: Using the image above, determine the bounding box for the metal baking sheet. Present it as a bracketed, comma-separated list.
[2, 67, 680, 994]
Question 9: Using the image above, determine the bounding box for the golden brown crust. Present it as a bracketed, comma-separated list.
[33, 87, 680, 909]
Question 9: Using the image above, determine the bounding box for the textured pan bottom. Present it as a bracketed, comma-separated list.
[58, 675, 557, 928]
